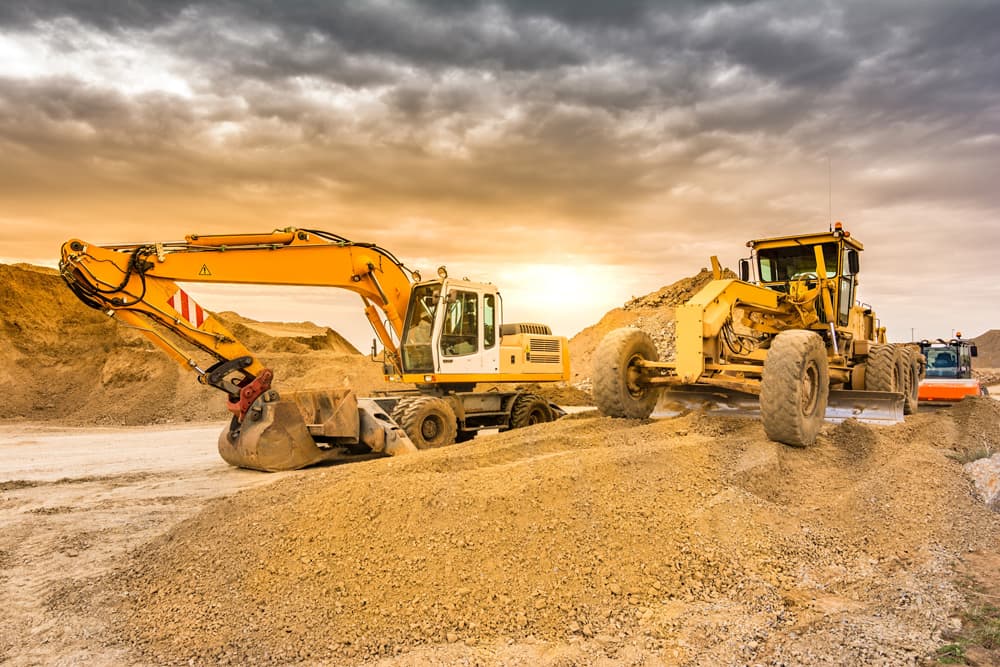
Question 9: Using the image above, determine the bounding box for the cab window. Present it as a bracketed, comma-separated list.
[400, 284, 439, 373]
[484, 294, 496, 348]
[757, 242, 838, 283]
[441, 290, 478, 357]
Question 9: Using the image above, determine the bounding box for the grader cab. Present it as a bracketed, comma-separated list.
[593, 223, 922, 447]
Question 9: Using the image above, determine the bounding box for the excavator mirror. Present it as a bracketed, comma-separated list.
[738, 258, 751, 282]
[847, 249, 860, 275]
[971, 345, 978, 357]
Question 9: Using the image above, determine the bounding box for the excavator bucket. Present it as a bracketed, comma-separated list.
[653, 385, 904, 425]
[218, 389, 417, 472]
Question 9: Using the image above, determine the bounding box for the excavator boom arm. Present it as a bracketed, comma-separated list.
[59, 228, 418, 419]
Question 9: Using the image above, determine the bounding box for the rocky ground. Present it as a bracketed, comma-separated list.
[0, 399, 993, 666]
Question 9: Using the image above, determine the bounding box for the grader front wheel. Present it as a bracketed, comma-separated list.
[593, 328, 660, 419]
[760, 330, 829, 447]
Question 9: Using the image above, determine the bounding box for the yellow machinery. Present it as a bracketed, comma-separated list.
[60, 228, 569, 470]
[593, 223, 923, 446]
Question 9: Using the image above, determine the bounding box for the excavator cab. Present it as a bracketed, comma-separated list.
[399, 279, 501, 378]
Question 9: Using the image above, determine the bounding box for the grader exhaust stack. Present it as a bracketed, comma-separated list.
[593, 225, 918, 446]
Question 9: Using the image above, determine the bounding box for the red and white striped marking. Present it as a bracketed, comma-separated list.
[166, 288, 206, 328]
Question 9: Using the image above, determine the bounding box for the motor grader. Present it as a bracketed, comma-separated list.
[593, 223, 922, 446]
[59, 228, 569, 471]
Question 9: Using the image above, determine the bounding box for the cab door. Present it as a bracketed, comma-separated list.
[434, 284, 500, 375]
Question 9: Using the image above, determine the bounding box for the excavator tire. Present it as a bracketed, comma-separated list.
[866, 344, 901, 393]
[901, 347, 922, 415]
[510, 393, 553, 429]
[391, 396, 458, 449]
[760, 329, 829, 447]
[593, 328, 659, 419]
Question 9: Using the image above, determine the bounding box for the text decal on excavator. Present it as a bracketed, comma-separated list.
[167, 288, 206, 328]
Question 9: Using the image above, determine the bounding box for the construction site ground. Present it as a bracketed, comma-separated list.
[4, 263, 1000, 665]
[2, 392, 999, 667]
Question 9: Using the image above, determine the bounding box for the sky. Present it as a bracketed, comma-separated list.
[1, 0, 999, 349]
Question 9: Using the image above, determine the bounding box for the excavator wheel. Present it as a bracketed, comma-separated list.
[391, 396, 458, 449]
[866, 344, 902, 393]
[760, 329, 829, 447]
[900, 347, 922, 415]
[593, 328, 660, 419]
[509, 393, 553, 429]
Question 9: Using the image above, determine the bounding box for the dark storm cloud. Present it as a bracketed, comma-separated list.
[3, 0, 1000, 222]
[0, 0, 191, 30]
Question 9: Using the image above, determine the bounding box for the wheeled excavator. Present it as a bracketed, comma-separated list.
[593, 223, 923, 447]
[59, 228, 570, 471]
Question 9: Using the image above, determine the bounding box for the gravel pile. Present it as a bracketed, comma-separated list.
[77, 402, 1000, 666]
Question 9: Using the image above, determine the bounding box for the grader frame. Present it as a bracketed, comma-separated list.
[593, 224, 922, 446]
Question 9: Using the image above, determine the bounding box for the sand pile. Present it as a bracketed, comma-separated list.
[972, 329, 1000, 367]
[73, 401, 1000, 666]
[0, 263, 390, 425]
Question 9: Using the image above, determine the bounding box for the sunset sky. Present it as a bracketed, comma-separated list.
[2, 1, 998, 349]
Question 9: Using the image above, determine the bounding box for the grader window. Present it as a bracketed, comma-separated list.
[757, 242, 838, 283]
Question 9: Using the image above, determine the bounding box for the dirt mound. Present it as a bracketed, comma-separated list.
[77, 406, 1000, 666]
[972, 330, 1000, 367]
[567, 268, 732, 388]
[0, 263, 389, 425]
[215, 312, 361, 355]
[949, 396, 1000, 460]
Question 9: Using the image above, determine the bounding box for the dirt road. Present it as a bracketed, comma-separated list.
[0, 422, 281, 666]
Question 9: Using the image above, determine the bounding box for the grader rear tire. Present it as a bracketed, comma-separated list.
[901, 347, 922, 415]
[866, 344, 901, 393]
[391, 396, 457, 449]
[593, 328, 659, 419]
[760, 329, 829, 447]
[510, 393, 553, 429]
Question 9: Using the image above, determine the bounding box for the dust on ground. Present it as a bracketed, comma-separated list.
[0, 421, 279, 666]
[16, 399, 992, 667]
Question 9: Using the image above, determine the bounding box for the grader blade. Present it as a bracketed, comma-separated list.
[218, 389, 417, 472]
[653, 385, 904, 425]
[654, 385, 761, 418]
[824, 389, 904, 425]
